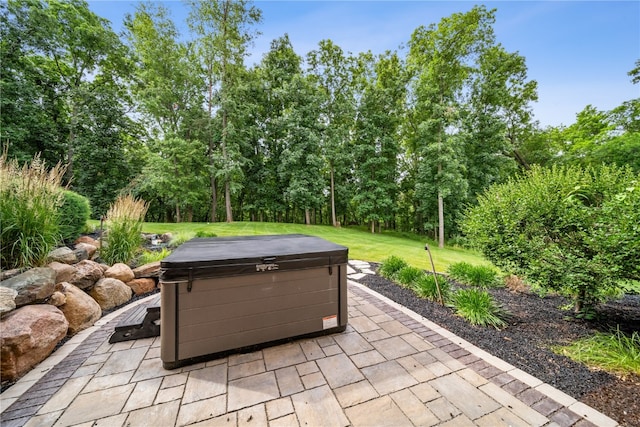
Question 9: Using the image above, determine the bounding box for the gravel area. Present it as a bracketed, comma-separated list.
[357, 264, 640, 427]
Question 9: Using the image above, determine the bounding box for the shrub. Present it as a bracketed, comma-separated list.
[556, 328, 640, 377]
[0, 153, 65, 269]
[447, 262, 473, 282]
[169, 232, 196, 248]
[412, 274, 450, 302]
[58, 190, 91, 243]
[447, 262, 500, 288]
[462, 164, 639, 314]
[138, 248, 171, 265]
[396, 266, 424, 287]
[195, 230, 217, 238]
[101, 195, 149, 265]
[379, 255, 408, 280]
[450, 288, 508, 329]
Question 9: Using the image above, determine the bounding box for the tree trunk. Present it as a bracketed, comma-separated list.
[305, 208, 311, 225]
[221, 1, 233, 223]
[210, 176, 217, 222]
[438, 193, 444, 248]
[66, 102, 77, 185]
[207, 61, 217, 223]
[371, 220, 375, 233]
[225, 179, 233, 222]
[176, 205, 181, 223]
[330, 166, 337, 227]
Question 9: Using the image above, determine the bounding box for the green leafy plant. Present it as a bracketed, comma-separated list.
[450, 288, 508, 329]
[462, 164, 639, 313]
[447, 262, 500, 288]
[58, 190, 91, 243]
[168, 231, 196, 248]
[138, 248, 171, 265]
[412, 274, 451, 302]
[556, 328, 640, 377]
[0, 153, 65, 269]
[379, 255, 408, 280]
[195, 230, 217, 238]
[101, 195, 149, 265]
[396, 266, 425, 287]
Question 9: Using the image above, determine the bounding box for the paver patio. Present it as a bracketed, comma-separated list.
[0, 261, 619, 426]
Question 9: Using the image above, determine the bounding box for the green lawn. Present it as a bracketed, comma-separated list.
[90, 220, 489, 272]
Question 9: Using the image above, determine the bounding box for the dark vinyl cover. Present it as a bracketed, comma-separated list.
[160, 234, 348, 281]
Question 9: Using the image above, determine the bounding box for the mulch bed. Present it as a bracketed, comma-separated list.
[358, 264, 640, 427]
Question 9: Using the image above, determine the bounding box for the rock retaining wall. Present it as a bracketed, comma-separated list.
[0, 235, 161, 383]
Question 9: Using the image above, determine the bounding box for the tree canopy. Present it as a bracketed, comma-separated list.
[2, 0, 637, 244]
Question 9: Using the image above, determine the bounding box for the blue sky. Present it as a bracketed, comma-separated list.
[89, 1, 640, 128]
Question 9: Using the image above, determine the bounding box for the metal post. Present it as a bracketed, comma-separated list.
[425, 244, 444, 305]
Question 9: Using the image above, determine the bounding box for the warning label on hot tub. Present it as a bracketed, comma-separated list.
[322, 315, 338, 329]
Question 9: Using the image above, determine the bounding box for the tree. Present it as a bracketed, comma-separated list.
[125, 3, 210, 221]
[352, 51, 405, 232]
[462, 165, 639, 314]
[125, 4, 202, 137]
[246, 34, 302, 222]
[0, 2, 64, 166]
[2, 0, 137, 215]
[462, 45, 537, 200]
[407, 5, 496, 247]
[6, 0, 131, 183]
[278, 75, 325, 224]
[186, 0, 262, 223]
[139, 136, 209, 223]
[307, 40, 357, 226]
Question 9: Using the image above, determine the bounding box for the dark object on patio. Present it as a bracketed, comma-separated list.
[159, 234, 349, 369]
[108, 293, 161, 343]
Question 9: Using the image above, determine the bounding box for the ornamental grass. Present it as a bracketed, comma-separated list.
[101, 195, 149, 265]
[0, 152, 65, 269]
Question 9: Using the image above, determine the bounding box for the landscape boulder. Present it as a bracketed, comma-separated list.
[0, 304, 68, 382]
[0, 287, 18, 315]
[74, 235, 100, 248]
[0, 268, 25, 282]
[48, 291, 66, 307]
[89, 278, 132, 311]
[75, 242, 97, 259]
[69, 260, 103, 290]
[127, 278, 156, 295]
[104, 263, 135, 283]
[73, 246, 89, 262]
[133, 261, 161, 279]
[0, 267, 57, 308]
[56, 282, 102, 335]
[48, 261, 76, 284]
[47, 247, 77, 264]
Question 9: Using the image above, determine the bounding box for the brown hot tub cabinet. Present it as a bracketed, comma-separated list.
[159, 234, 348, 369]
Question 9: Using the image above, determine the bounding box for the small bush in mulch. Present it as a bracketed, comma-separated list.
[396, 266, 424, 287]
[447, 261, 501, 288]
[378, 255, 408, 280]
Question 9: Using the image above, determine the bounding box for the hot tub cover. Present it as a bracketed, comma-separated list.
[160, 234, 348, 281]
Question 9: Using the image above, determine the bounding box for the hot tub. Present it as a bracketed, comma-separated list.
[159, 234, 348, 369]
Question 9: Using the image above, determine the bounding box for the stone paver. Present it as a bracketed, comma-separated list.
[361, 360, 419, 395]
[227, 372, 279, 411]
[290, 385, 349, 427]
[345, 395, 412, 427]
[316, 353, 364, 388]
[0, 262, 619, 427]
